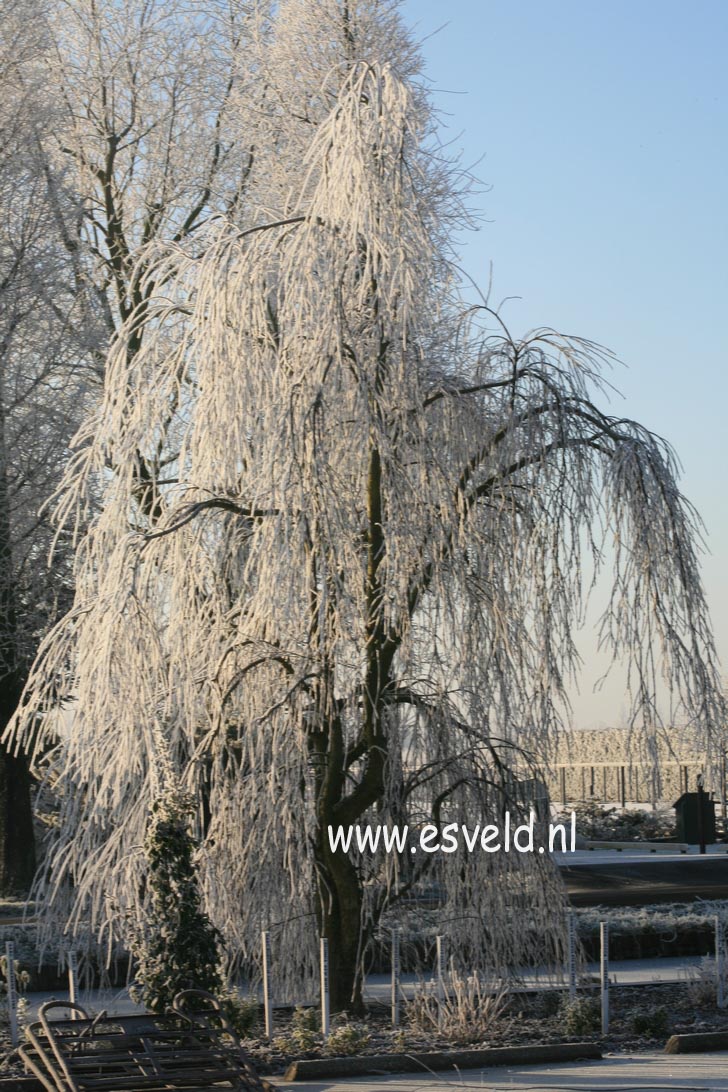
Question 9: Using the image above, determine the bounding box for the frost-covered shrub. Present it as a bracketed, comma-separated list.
[684, 957, 720, 1006]
[559, 996, 600, 1036]
[577, 900, 728, 938]
[0, 952, 30, 1036]
[272, 1007, 322, 1054]
[292, 1005, 319, 1033]
[0, 924, 47, 967]
[631, 1006, 669, 1037]
[323, 1019, 372, 1056]
[575, 903, 720, 961]
[556, 803, 675, 842]
[217, 988, 260, 1037]
[0, 953, 30, 999]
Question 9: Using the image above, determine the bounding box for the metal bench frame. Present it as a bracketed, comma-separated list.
[19, 992, 267, 1092]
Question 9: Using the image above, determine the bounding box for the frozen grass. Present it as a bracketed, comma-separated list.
[575, 899, 728, 937]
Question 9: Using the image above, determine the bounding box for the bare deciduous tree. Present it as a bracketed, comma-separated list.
[41, 0, 264, 335]
[0, 0, 90, 893]
[6, 0, 724, 1008]
[0, 0, 265, 892]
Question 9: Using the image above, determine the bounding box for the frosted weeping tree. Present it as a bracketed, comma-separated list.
[5, 0, 724, 1011]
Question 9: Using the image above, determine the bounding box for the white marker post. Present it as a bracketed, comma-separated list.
[391, 928, 401, 1028]
[716, 917, 725, 1008]
[4, 941, 19, 1047]
[319, 937, 330, 1038]
[436, 935, 446, 1003]
[567, 911, 577, 1001]
[261, 930, 273, 1037]
[600, 922, 609, 1035]
[68, 949, 80, 1018]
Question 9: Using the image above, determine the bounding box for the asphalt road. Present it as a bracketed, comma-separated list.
[6, 855, 728, 922]
[561, 855, 728, 905]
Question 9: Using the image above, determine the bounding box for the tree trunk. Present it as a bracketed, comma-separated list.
[0, 390, 36, 895]
[0, 732, 36, 895]
[316, 824, 367, 1014]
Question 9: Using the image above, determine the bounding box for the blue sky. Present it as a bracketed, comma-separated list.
[400, 0, 728, 727]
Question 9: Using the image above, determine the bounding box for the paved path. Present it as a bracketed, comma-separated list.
[270, 1051, 728, 1090]
[555, 846, 728, 865]
[557, 851, 728, 907]
[22, 952, 709, 1021]
[361, 955, 707, 1003]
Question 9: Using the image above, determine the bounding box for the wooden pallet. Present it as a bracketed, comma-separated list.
[19, 993, 268, 1092]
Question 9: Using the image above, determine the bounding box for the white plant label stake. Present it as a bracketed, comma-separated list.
[436, 935, 447, 1001]
[5, 941, 19, 1046]
[600, 922, 609, 1035]
[391, 928, 401, 1028]
[435, 934, 447, 1030]
[716, 916, 725, 1008]
[262, 930, 273, 1037]
[320, 937, 330, 1037]
[68, 949, 80, 1018]
[567, 911, 577, 1001]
